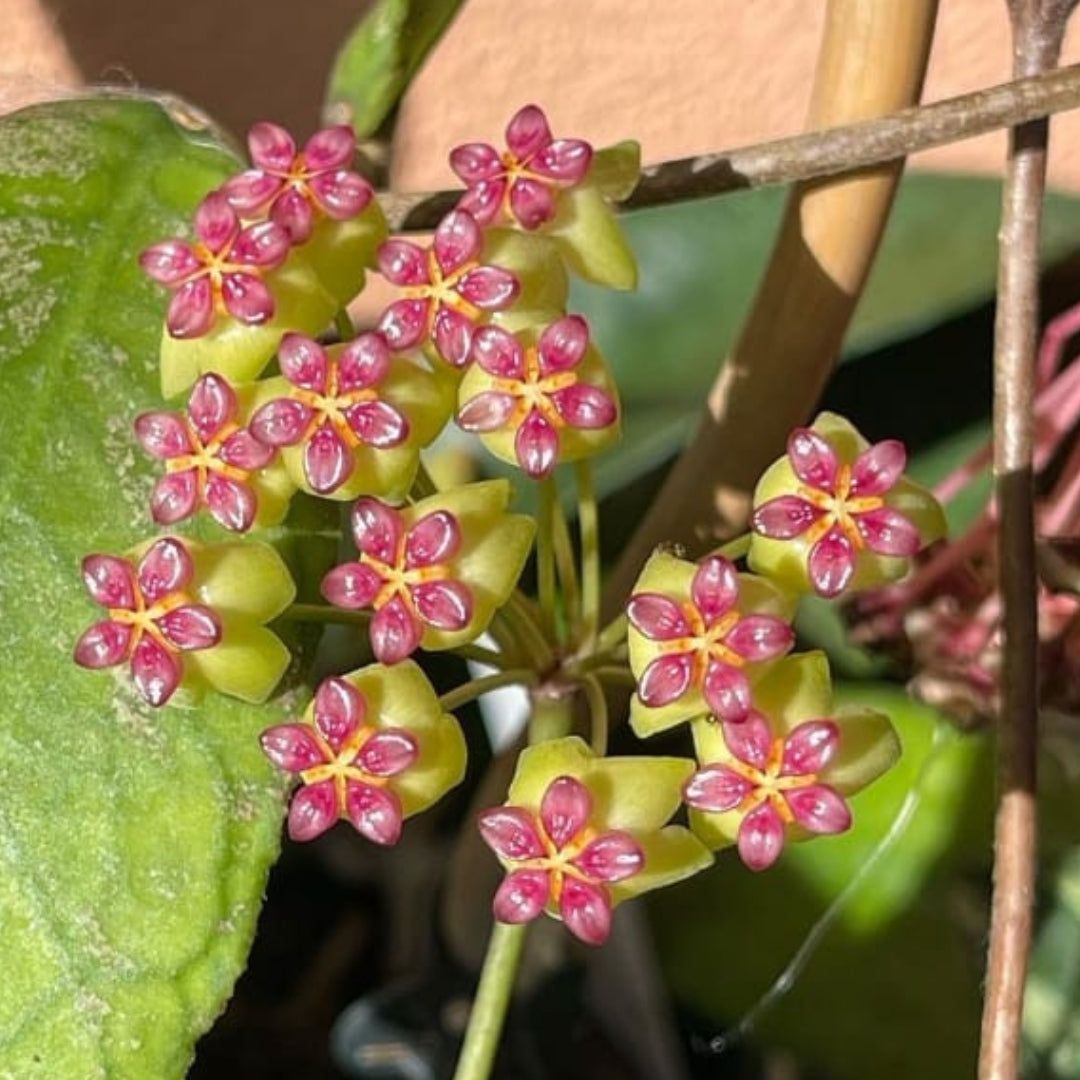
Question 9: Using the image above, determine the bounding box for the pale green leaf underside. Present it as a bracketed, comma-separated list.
[0, 97, 287, 1079]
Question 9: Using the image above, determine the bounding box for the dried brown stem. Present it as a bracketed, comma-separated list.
[981, 8, 1076, 1079]
[380, 60, 1080, 232]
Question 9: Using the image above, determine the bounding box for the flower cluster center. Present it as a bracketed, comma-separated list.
[799, 464, 884, 550]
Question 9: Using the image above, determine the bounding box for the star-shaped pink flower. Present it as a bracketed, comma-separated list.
[261, 675, 418, 844]
[627, 555, 794, 723]
[457, 316, 617, 479]
[450, 104, 593, 230]
[135, 372, 275, 532]
[321, 497, 472, 664]
[222, 122, 374, 243]
[73, 537, 222, 706]
[478, 774, 644, 946]
[249, 332, 409, 495]
[139, 191, 290, 338]
[684, 711, 852, 872]
[376, 210, 519, 368]
[752, 428, 922, 598]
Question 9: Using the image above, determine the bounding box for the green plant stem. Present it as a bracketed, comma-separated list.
[334, 308, 354, 342]
[451, 921, 529, 1080]
[576, 461, 601, 647]
[595, 612, 628, 655]
[581, 674, 609, 755]
[536, 478, 558, 640]
[449, 641, 511, 669]
[713, 533, 752, 562]
[527, 690, 576, 744]
[589, 665, 638, 686]
[501, 590, 556, 672]
[550, 489, 581, 635]
[439, 669, 539, 713]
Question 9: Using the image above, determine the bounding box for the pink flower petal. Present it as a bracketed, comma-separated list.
[150, 471, 199, 525]
[457, 265, 519, 311]
[74, 620, 133, 669]
[406, 511, 461, 568]
[737, 801, 786, 871]
[538, 315, 589, 373]
[303, 425, 353, 493]
[477, 806, 546, 860]
[260, 723, 326, 772]
[683, 764, 754, 814]
[470, 325, 525, 378]
[279, 333, 329, 392]
[432, 305, 476, 368]
[221, 272, 275, 326]
[855, 506, 921, 557]
[551, 383, 617, 430]
[571, 831, 644, 884]
[457, 180, 505, 226]
[433, 210, 482, 273]
[493, 868, 550, 924]
[532, 138, 592, 183]
[321, 560, 384, 610]
[637, 652, 693, 708]
[219, 428, 275, 470]
[449, 142, 503, 184]
[456, 390, 516, 433]
[787, 427, 840, 492]
[559, 877, 612, 946]
[139, 240, 201, 285]
[359, 728, 418, 778]
[377, 298, 430, 351]
[231, 221, 290, 268]
[221, 169, 281, 215]
[344, 400, 408, 449]
[514, 409, 559, 478]
[751, 494, 822, 540]
[626, 593, 691, 640]
[338, 333, 390, 390]
[308, 170, 372, 219]
[723, 613, 794, 662]
[370, 594, 422, 664]
[808, 530, 856, 598]
[166, 276, 214, 339]
[156, 603, 221, 651]
[377, 239, 429, 287]
[781, 721, 840, 776]
[314, 675, 365, 748]
[287, 780, 338, 842]
[783, 784, 851, 835]
[205, 474, 258, 532]
[411, 579, 472, 631]
[691, 556, 739, 624]
[509, 177, 557, 230]
[194, 192, 238, 253]
[248, 121, 297, 173]
[850, 439, 907, 497]
[270, 187, 315, 244]
[540, 774, 591, 848]
[351, 498, 403, 562]
[506, 104, 552, 161]
[345, 781, 404, 846]
[188, 372, 236, 441]
[721, 711, 772, 769]
[131, 636, 182, 707]
[137, 537, 192, 603]
[703, 660, 752, 723]
[303, 125, 355, 171]
[250, 398, 313, 447]
[81, 554, 136, 609]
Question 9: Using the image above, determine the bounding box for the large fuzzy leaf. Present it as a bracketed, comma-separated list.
[0, 97, 288, 1078]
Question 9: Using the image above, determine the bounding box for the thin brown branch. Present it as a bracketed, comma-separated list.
[381, 60, 1080, 231]
[979, 3, 1077, 1079]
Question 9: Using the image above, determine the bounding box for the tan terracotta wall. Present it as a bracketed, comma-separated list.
[4, 0, 1080, 189]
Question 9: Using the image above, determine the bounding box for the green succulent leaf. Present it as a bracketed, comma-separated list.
[0, 97, 289, 1078]
[324, 0, 466, 138]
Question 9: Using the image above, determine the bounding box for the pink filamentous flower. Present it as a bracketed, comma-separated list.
[478, 774, 644, 946]
[139, 192, 290, 338]
[450, 104, 592, 230]
[135, 373, 274, 532]
[223, 122, 373, 243]
[73, 538, 221, 707]
[376, 210, 519, 368]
